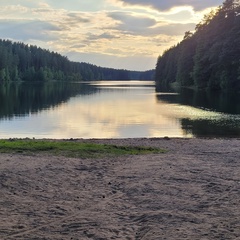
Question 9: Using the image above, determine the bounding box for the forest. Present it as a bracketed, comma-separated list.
[155, 0, 240, 92]
[0, 39, 154, 82]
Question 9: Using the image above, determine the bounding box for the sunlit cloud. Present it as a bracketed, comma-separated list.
[113, 0, 222, 11]
[0, 0, 223, 70]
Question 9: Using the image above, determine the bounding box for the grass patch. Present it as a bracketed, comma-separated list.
[0, 139, 165, 158]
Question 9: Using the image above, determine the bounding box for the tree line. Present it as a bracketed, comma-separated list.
[0, 39, 154, 82]
[155, 0, 240, 91]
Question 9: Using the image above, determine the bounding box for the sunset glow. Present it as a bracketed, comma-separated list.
[0, 0, 223, 70]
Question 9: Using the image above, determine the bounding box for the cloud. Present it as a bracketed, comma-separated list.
[86, 32, 120, 41]
[163, 10, 194, 22]
[39, 0, 108, 12]
[108, 11, 157, 34]
[0, 20, 60, 41]
[0, 0, 223, 70]
[70, 44, 87, 49]
[114, 0, 223, 11]
[151, 23, 196, 36]
[67, 13, 91, 23]
[108, 11, 195, 36]
[0, 0, 39, 8]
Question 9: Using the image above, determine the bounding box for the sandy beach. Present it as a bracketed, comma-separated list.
[0, 138, 240, 239]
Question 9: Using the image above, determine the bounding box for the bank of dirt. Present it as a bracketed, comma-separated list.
[0, 138, 240, 239]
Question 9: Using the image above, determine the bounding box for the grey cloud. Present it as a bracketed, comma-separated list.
[99, 32, 119, 39]
[116, 0, 223, 11]
[0, 20, 60, 41]
[108, 11, 194, 36]
[108, 11, 157, 34]
[70, 44, 87, 49]
[33, 9, 53, 13]
[67, 13, 91, 23]
[59, 13, 91, 30]
[86, 32, 119, 41]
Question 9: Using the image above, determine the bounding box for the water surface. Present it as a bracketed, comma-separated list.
[0, 81, 239, 138]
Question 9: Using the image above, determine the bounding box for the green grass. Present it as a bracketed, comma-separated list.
[0, 139, 165, 158]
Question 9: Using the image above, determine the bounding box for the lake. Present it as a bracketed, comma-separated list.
[0, 81, 240, 139]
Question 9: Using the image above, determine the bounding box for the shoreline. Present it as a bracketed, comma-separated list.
[1, 138, 240, 239]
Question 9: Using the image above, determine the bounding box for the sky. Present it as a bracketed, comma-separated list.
[0, 0, 223, 71]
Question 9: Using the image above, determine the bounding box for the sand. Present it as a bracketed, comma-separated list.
[0, 138, 240, 240]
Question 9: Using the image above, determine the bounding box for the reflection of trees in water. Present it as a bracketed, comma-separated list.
[156, 88, 240, 114]
[181, 118, 240, 138]
[0, 82, 97, 119]
[155, 88, 240, 137]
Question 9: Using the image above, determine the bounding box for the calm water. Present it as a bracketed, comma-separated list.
[0, 81, 240, 139]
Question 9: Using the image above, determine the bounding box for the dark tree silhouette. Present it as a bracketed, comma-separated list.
[0, 39, 154, 82]
[155, 0, 240, 91]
